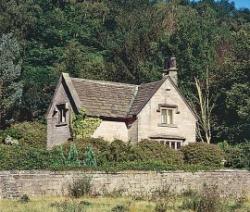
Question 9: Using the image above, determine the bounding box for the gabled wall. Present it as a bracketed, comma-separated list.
[47, 82, 73, 149]
[136, 78, 196, 145]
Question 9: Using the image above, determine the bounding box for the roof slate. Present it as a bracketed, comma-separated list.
[70, 77, 165, 118]
[71, 78, 138, 118]
[69, 76, 193, 119]
[129, 79, 165, 115]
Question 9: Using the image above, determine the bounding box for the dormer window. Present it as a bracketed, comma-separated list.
[161, 108, 174, 125]
[57, 104, 67, 124]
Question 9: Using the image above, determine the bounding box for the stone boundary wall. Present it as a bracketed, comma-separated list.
[0, 170, 249, 199]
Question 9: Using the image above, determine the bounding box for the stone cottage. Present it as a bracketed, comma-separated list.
[46, 57, 197, 149]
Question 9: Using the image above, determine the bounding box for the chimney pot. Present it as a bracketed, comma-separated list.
[163, 56, 178, 85]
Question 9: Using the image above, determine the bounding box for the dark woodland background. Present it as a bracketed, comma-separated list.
[0, 0, 249, 144]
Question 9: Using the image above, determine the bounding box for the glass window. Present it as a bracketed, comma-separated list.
[161, 108, 174, 124]
[161, 108, 167, 124]
[177, 142, 181, 149]
[167, 109, 173, 124]
[57, 104, 67, 123]
[171, 142, 175, 149]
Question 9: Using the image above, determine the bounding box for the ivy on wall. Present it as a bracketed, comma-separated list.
[71, 109, 101, 139]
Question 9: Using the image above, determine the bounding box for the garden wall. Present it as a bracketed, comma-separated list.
[0, 170, 249, 199]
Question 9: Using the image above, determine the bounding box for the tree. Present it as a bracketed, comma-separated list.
[194, 74, 215, 144]
[0, 33, 23, 128]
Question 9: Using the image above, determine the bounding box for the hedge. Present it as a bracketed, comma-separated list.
[181, 143, 224, 167]
[0, 145, 61, 170]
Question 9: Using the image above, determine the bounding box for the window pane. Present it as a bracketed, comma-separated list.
[167, 109, 173, 124]
[161, 109, 167, 124]
[62, 109, 66, 122]
[58, 104, 67, 123]
[177, 142, 181, 149]
[171, 142, 175, 149]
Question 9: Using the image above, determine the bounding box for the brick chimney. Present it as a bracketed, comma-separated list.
[163, 56, 178, 85]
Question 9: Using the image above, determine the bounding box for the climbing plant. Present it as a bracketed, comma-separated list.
[71, 109, 101, 139]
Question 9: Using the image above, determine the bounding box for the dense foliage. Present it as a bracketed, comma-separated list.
[0, 134, 228, 171]
[71, 109, 101, 139]
[0, 122, 46, 148]
[181, 143, 224, 167]
[219, 141, 250, 169]
[0, 0, 249, 145]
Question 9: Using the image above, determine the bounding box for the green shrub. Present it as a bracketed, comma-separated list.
[108, 140, 130, 162]
[220, 141, 250, 169]
[67, 143, 81, 166]
[69, 176, 92, 198]
[0, 144, 64, 170]
[84, 145, 97, 167]
[181, 143, 224, 167]
[0, 122, 46, 148]
[138, 140, 184, 165]
[61, 138, 110, 163]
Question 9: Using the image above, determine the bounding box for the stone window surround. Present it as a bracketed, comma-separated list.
[157, 104, 179, 127]
[54, 102, 69, 127]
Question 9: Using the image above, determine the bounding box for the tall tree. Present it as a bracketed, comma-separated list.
[0, 34, 23, 127]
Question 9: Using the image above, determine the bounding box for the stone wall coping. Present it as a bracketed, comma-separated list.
[0, 169, 249, 176]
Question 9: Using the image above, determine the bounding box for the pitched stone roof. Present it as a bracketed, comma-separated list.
[129, 79, 165, 115]
[71, 78, 137, 118]
[61, 73, 196, 120]
[68, 76, 165, 119]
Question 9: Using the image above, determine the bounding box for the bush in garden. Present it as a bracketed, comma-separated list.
[62, 138, 110, 161]
[138, 140, 184, 165]
[67, 143, 81, 166]
[84, 145, 97, 167]
[181, 143, 224, 167]
[108, 139, 130, 162]
[0, 122, 46, 148]
[0, 145, 48, 170]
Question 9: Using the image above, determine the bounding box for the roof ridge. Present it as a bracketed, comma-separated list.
[71, 77, 136, 87]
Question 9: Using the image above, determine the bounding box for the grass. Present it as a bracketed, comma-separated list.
[0, 196, 250, 212]
[0, 197, 155, 212]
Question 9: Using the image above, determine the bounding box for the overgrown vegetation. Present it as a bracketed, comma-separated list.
[0, 137, 225, 171]
[219, 141, 250, 169]
[71, 109, 101, 139]
[0, 121, 249, 171]
[69, 176, 92, 198]
[1, 185, 250, 212]
[0, 122, 46, 148]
